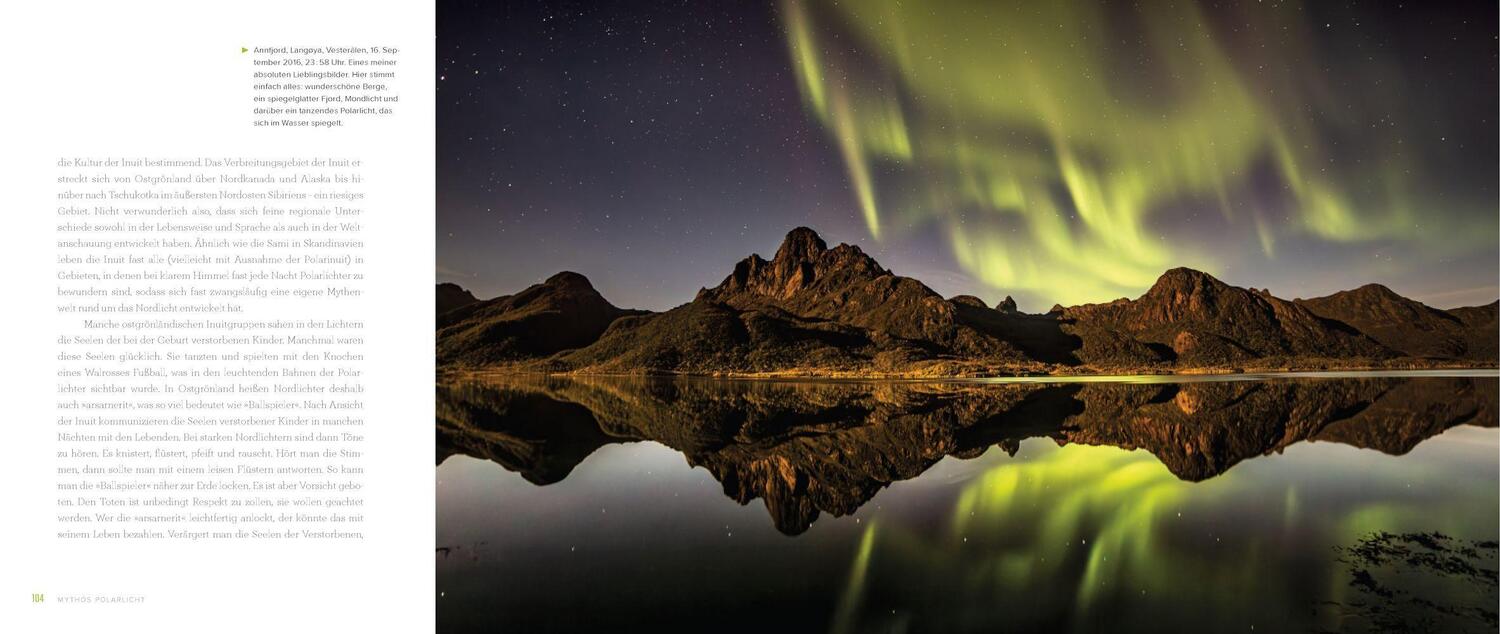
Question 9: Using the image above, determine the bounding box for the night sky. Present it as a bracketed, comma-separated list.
[438, 0, 1498, 313]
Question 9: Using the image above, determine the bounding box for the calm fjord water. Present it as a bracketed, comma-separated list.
[436, 374, 1499, 633]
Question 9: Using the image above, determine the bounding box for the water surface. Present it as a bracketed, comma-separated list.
[436, 374, 1498, 633]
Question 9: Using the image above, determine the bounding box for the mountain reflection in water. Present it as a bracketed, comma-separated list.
[435, 375, 1498, 633]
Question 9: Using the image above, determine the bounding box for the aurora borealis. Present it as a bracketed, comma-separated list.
[783, 0, 1500, 304]
[439, 0, 1497, 311]
[825, 430, 1499, 632]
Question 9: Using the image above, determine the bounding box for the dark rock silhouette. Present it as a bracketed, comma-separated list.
[1450, 300, 1499, 361]
[949, 295, 989, 309]
[436, 282, 478, 316]
[436, 272, 646, 365]
[1450, 300, 1498, 326]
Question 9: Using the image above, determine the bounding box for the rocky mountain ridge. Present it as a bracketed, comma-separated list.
[436, 227, 1497, 375]
[1295, 284, 1495, 360]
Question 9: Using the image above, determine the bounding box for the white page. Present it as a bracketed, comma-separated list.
[1, 2, 434, 631]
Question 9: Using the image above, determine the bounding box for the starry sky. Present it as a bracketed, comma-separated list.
[438, 0, 1498, 313]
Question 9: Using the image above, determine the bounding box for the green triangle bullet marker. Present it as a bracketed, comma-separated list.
[241, 47, 248, 53]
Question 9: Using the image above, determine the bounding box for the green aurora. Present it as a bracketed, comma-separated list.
[782, 0, 1496, 305]
[830, 435, 1499, 631]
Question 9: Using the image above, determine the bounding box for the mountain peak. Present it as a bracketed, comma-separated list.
[709, 226, 892, 302]
[1300, 283, 1432, 315]
[1296, 284, 1487, 358]
[1345, 283, 1404, 301]
[774, 227, 828, 262]
[1156, 267, 1220, 285]
[545, 271, 595, 290]
[1142, 267, 1228, 302]
[949, 295, 988, 309]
